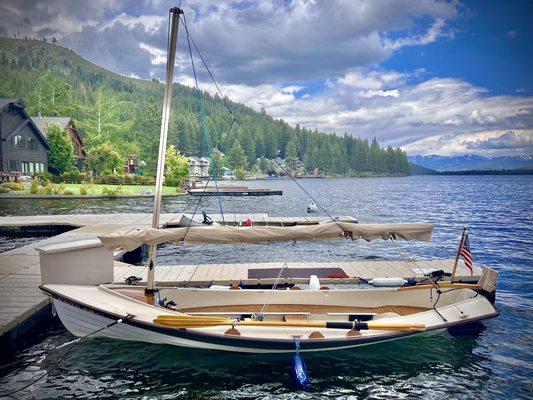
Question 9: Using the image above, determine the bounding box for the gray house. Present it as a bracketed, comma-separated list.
[32, 116, 87, 170]
[0, 99, 50, 176]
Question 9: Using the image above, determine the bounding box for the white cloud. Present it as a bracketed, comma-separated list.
[403, 130, 533, 156]
[384, 18, 453, 50]
[199, 70, 532, 156]
[139, 42, 166, 65]
[1, 1, 530, 156]
[362, 89, 400, 98]
[0, 0, 459, 84]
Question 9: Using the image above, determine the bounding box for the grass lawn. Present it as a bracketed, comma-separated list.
[2, 183, 184, 197]
[60, 183, 180, 196]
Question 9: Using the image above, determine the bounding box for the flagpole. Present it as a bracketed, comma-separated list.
[451, 226, 467, 281]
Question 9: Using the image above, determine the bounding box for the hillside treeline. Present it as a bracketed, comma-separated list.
[0, 38, 411, 176]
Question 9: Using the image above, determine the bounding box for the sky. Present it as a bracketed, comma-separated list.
[0, 0, 531, 157]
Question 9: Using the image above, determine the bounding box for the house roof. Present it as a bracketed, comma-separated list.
[0, 98, 21, 112]
[31, 116, 72, 136]
[189, 156, 210, 163]
[0, 98, 51, 150]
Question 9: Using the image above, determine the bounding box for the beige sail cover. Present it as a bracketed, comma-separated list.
[98, 222, 434, 251]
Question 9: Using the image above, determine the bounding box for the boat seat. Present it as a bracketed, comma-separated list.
[284, 314, 308, 322]
[189, 311, 310, 316]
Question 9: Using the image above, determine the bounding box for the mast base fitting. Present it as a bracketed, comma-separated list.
[144, 288, 158, 295]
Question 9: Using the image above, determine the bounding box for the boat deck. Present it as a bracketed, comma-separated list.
[0, 212, 478, 345]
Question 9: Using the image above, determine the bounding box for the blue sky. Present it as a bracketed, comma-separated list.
[383, 0, 533, 95]
[0, 0, 531, 156]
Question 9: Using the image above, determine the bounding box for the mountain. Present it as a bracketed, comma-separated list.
[0, 37, 411, 176]
[410, 163, 440, 175]
[408, 154, 533, 171]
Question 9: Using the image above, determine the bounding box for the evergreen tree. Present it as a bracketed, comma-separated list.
[226, 140, 247, 170]
[46, 123, 74, 174]
[258, 156, 269, 173]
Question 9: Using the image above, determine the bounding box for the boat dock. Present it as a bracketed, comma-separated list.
[188, 188, 283, 196]
[0, 213, 477, 347]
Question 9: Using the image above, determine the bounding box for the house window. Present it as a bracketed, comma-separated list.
[14, 134, 25, 149]
[21, 161, 30, 174]
[28, 137, 37, 151]
[9, 160, 18, 170]
[39, 163, 45, 173]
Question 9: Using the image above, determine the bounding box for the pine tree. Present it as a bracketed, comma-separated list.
[46, 123, 74, 174]
[226, 140, 247, 170]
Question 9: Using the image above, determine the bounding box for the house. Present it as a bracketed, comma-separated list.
[268, 157, 286, 176]
[267, 157, 304, 177]
[188, 156, 210, 177]
[221, 166, 236, 179]
[32, 116, 87, 170]
[0, 99, 50, 177]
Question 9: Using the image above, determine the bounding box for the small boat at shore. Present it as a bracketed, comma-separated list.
[41, 274, 498, 353]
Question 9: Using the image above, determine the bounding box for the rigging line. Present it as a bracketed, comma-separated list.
[272, 158, 344, 230]
[390, 237, 426, 276]
[390, 237, 467, 319]
[183, 176, 211, 242]
[177, 11, 240, 164]
[257, 261, 288, 318]
[178, 15, 238, 120]
[0, 315, 134, 397]
[177, 11, 238, 164]
[183, 14, 225, 223]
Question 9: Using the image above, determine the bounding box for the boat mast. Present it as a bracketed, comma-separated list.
[146, 7, 183, 295]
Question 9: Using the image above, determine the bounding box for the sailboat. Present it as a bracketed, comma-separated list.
[39, 7, 499, 356]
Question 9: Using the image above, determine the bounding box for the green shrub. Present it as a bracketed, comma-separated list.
[122, 174, 134, 185]
[38, 181, 53, 195]
[79, 181, 93, 195]
[60, 171, 89, 184]
[52, 183, 65, 195]
[102, 185, 122, 198]
[30, 179, 39, 194]
[63, 190, 74, 195]
[2, 182, 25, 191]
[0, 186, 10, 194]
[37, 172, 54, 185]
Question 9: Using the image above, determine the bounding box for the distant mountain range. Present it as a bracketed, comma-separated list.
[409, 154, 532, 171]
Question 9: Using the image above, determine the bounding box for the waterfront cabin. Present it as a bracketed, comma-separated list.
[222, 166, 236, 179]
[0, 98, 50, 178]
[32, 116, 87, 170]
[189, 156, 210, 177]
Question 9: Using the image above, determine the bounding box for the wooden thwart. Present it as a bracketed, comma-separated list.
[178, 304, 429, 316]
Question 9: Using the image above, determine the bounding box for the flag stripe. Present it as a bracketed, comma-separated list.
[459, 232, 474, 274]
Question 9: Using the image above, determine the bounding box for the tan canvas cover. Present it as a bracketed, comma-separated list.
[98, 222, 434, 251]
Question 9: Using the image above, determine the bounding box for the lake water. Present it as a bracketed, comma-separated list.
[0, 176, 531, 399]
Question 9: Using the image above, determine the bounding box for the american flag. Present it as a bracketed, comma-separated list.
[460, 233, 474, 275]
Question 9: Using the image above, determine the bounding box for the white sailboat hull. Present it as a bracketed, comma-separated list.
[44, 283, 499, 354]
[53, 298, 420, 353]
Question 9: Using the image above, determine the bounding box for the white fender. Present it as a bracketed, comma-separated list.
[369, 277, 407, 287]
[308, 275, 321, 290]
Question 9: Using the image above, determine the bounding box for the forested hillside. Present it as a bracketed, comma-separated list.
[0, 37, 411, 176]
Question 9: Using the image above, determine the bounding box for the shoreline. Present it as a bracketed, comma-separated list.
[0, 193, 186, 200]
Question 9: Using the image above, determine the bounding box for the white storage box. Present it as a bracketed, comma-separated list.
[36, 238, 114, 285]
